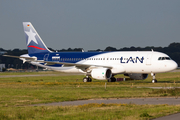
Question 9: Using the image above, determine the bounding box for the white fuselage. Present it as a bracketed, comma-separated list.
[29, 51, 177, 74]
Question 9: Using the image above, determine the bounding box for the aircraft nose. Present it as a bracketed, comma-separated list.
[163, 60, 178, 72]
[170, 61, 178, 70]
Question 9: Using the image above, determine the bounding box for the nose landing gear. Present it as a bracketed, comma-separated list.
[151, 73, 157, 83]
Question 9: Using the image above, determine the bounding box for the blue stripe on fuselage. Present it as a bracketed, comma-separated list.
[30, 52, 107, 66]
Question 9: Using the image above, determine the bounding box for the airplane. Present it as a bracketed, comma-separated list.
[4, 22, 178, 83]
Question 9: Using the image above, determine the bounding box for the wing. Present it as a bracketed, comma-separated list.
[3, 55, 112, 72]
[36, 60, 113, 72]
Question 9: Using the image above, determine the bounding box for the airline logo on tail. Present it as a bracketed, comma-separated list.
[25, 28, 46, 50]
[23, 22, 51, 55]
[25, 28, 38, 45]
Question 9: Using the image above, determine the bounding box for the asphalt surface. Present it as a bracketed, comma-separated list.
[137, 87, 180, 89]
[152, 113, 180, 120]
[32, 97, 180, 106]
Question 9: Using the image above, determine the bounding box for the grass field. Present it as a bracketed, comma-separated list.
[0, 71, 180, 119]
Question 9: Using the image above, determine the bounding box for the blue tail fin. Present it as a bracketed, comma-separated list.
[23, 22, 51, 55]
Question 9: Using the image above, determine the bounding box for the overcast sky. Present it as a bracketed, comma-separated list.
[0, 0, 180, 51]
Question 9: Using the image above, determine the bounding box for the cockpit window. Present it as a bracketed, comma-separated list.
[158, 57, 171, 60]
[165, 57, 171, 60]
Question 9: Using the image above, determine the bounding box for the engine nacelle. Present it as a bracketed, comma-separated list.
[91, 68, 112, 80]
[124, 73, 148, 80]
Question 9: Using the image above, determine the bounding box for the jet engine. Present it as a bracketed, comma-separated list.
[91, 68, 112, 80]
[124, 73, 148, 80]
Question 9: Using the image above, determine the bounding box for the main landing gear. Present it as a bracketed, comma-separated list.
[151, 73, 157, 83]
[82, 76, 116, 82]
[83, 76, 92, 82]
[108, 76, 116, 82]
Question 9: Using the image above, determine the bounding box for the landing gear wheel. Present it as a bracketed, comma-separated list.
[83, 77, 88, 82]
[88, 77, 92, 82]
[83, 77, 92, 82]
[152, 79, 157, 83]
[111, 77, 116, 82]
[151, 73, 157, 83]
[108, 77, 116, 82]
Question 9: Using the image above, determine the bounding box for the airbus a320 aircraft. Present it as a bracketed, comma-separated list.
[4, 22, 178, 83]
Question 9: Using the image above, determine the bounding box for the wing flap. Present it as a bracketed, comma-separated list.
[36, 60, 113, 71]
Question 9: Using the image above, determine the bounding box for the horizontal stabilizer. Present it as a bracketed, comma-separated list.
[3, 55, 37, 63]
[3, 55, 36, 60]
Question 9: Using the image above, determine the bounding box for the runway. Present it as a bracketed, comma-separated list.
[153, 113, 180, 120]
[32, 97, 180, 106]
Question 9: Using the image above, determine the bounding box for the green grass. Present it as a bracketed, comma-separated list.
[0, 71, 180, 119]
[1, 103, 180, 120]
[0, 83, 153, 106]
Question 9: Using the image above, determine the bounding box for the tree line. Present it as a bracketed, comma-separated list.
[0, 42, 180, 69]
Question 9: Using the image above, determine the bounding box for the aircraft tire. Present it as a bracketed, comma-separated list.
[88, 77, 92, 82]
[111, 77, 116, 82]
[108, 77, 116, 82]
[152, 79, 157, 83]
[83, 77, 92, 82]
[83, 77, 88, 82]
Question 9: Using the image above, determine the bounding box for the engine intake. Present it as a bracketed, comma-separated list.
[91, 68, 112, 80]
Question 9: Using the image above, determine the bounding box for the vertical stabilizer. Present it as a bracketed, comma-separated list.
[23, 22, 51, 55]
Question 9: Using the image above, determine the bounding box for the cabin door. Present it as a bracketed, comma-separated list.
[146, 54, 152, 65]
[44, 54, 49, 61]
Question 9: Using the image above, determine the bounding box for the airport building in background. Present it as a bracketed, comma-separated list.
[0, 64, 5, 72]
[0, 51, 7, 55]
